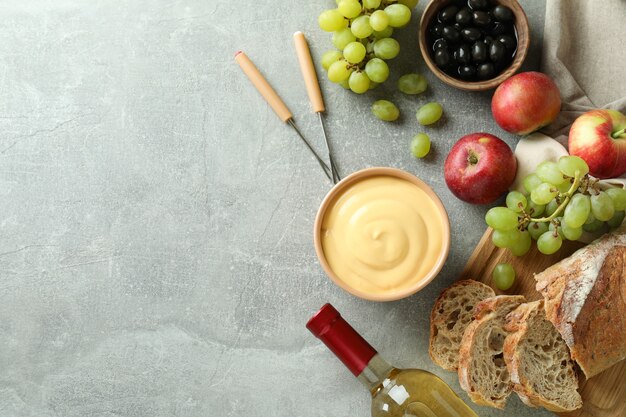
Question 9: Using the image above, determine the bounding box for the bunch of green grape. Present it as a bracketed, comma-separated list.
[485, 155, 626, 256]
[318, 0, 418, 93]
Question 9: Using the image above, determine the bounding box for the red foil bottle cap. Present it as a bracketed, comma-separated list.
[306, 303, 377, 376]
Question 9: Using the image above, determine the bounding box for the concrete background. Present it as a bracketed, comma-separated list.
[0, 1, 550, 416]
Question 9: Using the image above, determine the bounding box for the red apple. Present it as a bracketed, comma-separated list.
[568, 109, 626, 178]
[491, 72, 561, 135]
[444, 133, 517, 204]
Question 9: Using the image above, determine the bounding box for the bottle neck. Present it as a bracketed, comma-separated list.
[357, 353, 395, 392]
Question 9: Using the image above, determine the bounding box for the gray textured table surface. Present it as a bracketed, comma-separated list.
[0, 1, 549, 416]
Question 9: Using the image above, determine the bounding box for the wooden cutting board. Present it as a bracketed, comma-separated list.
[459, 228, 626, 417]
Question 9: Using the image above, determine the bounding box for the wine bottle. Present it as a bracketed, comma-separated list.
[307, 303, 479, 417]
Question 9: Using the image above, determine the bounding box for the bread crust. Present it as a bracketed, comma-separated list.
[457, 295, 525, 409]
[535, 225, 626, 378]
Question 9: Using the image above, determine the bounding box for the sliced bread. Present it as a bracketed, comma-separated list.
[429, 280, 496, 371]
[504, 300, 582, 412]
[458, 295, 525, 409]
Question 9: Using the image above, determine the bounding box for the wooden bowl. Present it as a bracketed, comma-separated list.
[419, 0, 530, 91]
[313, 167, 450, 302]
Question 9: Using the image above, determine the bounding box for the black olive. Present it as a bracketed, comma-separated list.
[472, 11, 491, 27]
[492, 5, 514, 22]
[454, 44, 472, 64]
[459, 64, 477, 79]
[471, 41, 487, 62]
[434, 48, 451, 68]
[477, 62, 495, 79]
[442, 25, 461, 42]
[491, 21, 513, 35]
[489, 40, 506, 63]
[461, 27, 482, 42]
[433, 38, 448, 51]
[438, 5, 459, 23]
[483, 35, 494, 45]
[454, 22, 463, 30]
[497, 35, 516, 50]
[455, 7, 472, 26]
[431, 23, 445, 37]
[468, 0, 490, 10]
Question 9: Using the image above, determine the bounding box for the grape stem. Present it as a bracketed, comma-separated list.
[529, 171, 582, 223]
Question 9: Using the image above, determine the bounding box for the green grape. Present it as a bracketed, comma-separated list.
[337, 0, 362, 19]
[385, 3, 412, 27]
[607, 210, 625, 229]
[368, 81, 380, 90]
[363, 0, 381, 8]
[411, 134, 430, 158]
[327, 60, 353, 82]
[398, 73, 427, 95]
[351, 15, 373, 38]
[545, 199, 559, 216]
[536, 161, 566, 185]
[332, 28, 357, 50]
[523, 173, 543, 194]
[509, 230, 531, 256]
[563, 193, 590, 228]
[319, 9, 346, 32]
[548, 219, 564, 239]
[537, 231, 563, 255]
[492, 229, 516, 248]
[561, 222, 583, 241]
[526, 200, 545, 217]
[371, 100, 399, 121]
[583, 218, 605, 232]
[416, 102, 443, 125]
[373, 27, 394, 38]
[321, 50, 343, 70]
[530, 183, 558, 205]
[373, 38, 400, 60]
[556, 180, 572, 193]
[506, 191, 527, 213]
[584, 211, 596, 224]
[370, 10, 390, 31]
[492, 263, 515, 290]
[364, 58, 389, 83]
[338, 79, 350, 89]
[558, 155, 589, 177]
[485, 207, 518, 231]
[398, 0, 419, 7]
[606, 187, 626, 211]
[591, 191, 615, 221]
[343, 41, 366, 63]
[348, 71, 370, 94]
[527, 221, 549, 240]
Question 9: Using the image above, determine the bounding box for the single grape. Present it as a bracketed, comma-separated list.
[385, 3, 412, 27]
[337, 0, 362, 19]
[591, 191, 615, 221]
[327, 60, 353, 82]
[492, 263, 515, 290]
[398, 73, 427, 94]
[343, 41, 366, 63]
[509, 230, 531, 256]
[607, 210, 625, 229]
[584, 212, 596, 224]
[416, 102, 443, 125]
[332, 28, 357, 50]
[373, 27, 394, 38]
[556, 180, 572, 193]
[563, 193, 591, 228]
[536, 161, 566, 185]
[370, 10, 390, 31]
[319, 9, 346, 32]
[371, 100, 399, 121]
[527, 221, 549, 240]
[537, 231, 563, 255]
[583, 218, 605, 233]
[561, 222, 583, 241]
[351, 15, 373, 38]
[492, 229, 516, 248]
[373, 38, 400, 59]
[606, 187, 626, 211]
[506, 191, 527, 213]
[364, 58, 390, 83]
[348, 71, 370, 94]
[522, 173, 542, 194]
[526, 200, 545, 217]
[485, 207, 518, 231]
[530, 183, 558, 205]
[558, 155, 589, 177]
[398, 0, 419, 7]
[411, 134, 431, 158]
[545, 199, 559, 216]
[321, 50, 343, 70]
[363, 0, 381, 7]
